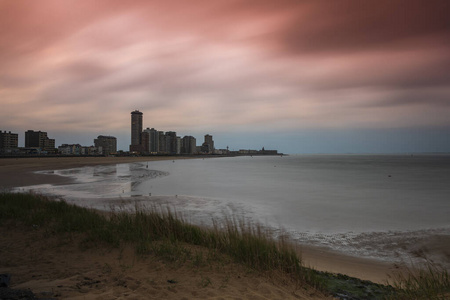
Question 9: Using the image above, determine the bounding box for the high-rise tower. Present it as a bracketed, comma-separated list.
[205, 134, 214, 150]
[202, 134, 214, 154]
[143, 128, 159, 154]
[130, 110, 143, 152]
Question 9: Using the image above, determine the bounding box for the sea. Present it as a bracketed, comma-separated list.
[17, 154, 450, 268]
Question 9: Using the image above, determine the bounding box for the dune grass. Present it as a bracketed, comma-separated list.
[0, 192, 306, 277]
[387, 263, 450, 300]
[1, 191, 449, 299]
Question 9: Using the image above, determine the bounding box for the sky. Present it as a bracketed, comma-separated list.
[1, 0, 449, 154]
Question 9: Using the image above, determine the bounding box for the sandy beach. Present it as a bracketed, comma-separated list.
[1, 156, 401, 299]
[0, 156, 194, 188]
[1, 223, 333, 300]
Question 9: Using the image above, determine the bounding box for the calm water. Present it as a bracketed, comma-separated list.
[19, 154, 450, 265]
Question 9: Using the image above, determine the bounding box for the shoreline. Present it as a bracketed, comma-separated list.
[0, 157, 409, 284]
[0, 156, 196, 189]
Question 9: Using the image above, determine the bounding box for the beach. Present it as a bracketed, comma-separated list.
[0, 156, 193, 188]
[2, 222, 333, 300]
[0, 156, 413, 299]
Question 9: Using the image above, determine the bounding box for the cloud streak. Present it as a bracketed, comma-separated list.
[1, 0, 449, 151]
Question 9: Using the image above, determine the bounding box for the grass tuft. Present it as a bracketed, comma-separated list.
[387, 263, 450, 299]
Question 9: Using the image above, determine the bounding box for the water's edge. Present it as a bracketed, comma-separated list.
[14, 157, 450, 270]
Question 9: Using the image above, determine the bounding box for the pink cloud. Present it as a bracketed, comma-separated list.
[1, 0, 449, 144]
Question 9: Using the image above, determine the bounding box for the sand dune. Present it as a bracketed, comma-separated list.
[1, 224, 329, 299]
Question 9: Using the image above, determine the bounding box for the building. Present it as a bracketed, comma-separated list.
[25, 130, 43, 148]
[158, 131, 166, 153]
[130, 110, 143, 152]
[176, 136, 181, 155]
[80, 146, 99, 155]
[202, 134, 214, 154]
[214, 148, 230, 155]
[25, 130, 55, 153]
[165, 131, 177, 155]
[259, 147, 278, 155]
[239, 149, 258, 154]
[58, 144, 82, 155]
[0, 130, 19, 153]
[143, 128, 159, 154]
[204, 134, 214, 150]
[58, 144, 102, 156]
[181, 136, 197, 154]
[94, 135, 117, 155]
[141, 131, 150, 154]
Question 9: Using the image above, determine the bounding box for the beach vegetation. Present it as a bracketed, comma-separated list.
[1, 192, 449, 299]
[0, 192, 304, 275]
[387, 263, 450, 300]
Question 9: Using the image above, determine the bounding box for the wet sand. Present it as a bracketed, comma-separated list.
[0, 156, 192, 188]
[1, 156, 405, 298]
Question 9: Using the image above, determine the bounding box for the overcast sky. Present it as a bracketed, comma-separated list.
[1, 0, 449, 153]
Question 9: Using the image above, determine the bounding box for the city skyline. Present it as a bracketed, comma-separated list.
[129, 109, 221, 155]
[1, 1, 450, 154]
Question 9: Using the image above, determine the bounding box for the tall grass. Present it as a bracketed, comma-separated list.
[0, 192, 303, 277]
[0, 192, 121, 246]
[387, 263, 450, 299]
[109, 204, 303, 275]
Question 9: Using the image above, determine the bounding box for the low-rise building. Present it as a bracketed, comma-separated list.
[259, 147, 278, 155]
[58, 144, 102, 156]
[81, 146, 100, 155]
[238, 149, 258, 154]
[58, 144, 81, 155]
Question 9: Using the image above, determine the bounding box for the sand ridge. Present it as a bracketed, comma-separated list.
[0, 224, 329, 299]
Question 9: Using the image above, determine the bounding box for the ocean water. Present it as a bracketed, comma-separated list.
[18, 154, 450, 267]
